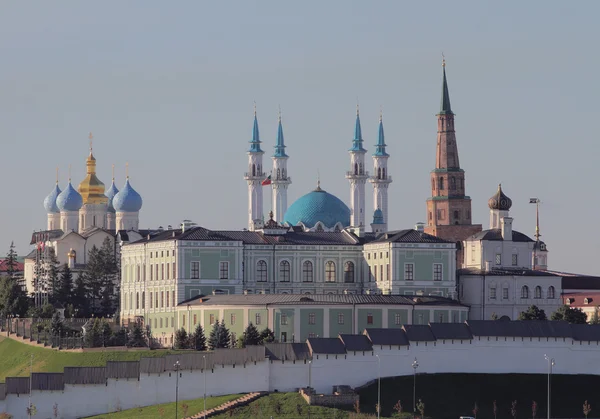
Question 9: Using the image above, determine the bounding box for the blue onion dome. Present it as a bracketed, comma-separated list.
[105, 180, 119, 213]
[43, 183, 62, 213]
[284, 183, 351, 229]
[488, 183, 512, 211]
[372, 208, 384, 224]
[56, 181, 83, 212]
[113, 178, 143, 212]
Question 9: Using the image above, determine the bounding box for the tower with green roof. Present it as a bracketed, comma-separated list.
[244, 104, 267, 231]
[271, 109, 292, 223]
[369, 110, 392, 233]
[345, 105, 369, 231]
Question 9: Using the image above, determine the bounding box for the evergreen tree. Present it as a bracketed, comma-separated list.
[101, 319, 112, 347]
[98, 238, 119, 316]
[50, 311, 64, 336]
[47, 248, 60, 300]
[72, 272, 88, 317]
[84, 318, 101, 348]
[84, 246, 103, 315]
[590, 308, 600, 325]
[5, 241, 18, 279]
[0, 276, 29, 318]
[128, 320, 147, 347]
[55, 264, 73, 307]
[259, 328, 275, 344]
[243, 323, 261, 346]
[192, 324, 207, 351]
[551, 305, 588, 324]
[217, 319, 230, 349]
[175, 328, 189, 349]
[518, 305, 547, 321]
[208, 322, 220, 350]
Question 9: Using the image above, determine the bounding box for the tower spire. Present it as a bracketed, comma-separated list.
[350, 103, 365, 152]
[440, 56, 452, 115]
[112, 164, 115, 182]
[374, 107, 388, 157]
[248, 102, 262, 153]
[56, 167, 59, 185]
[273, 106, 287, 158]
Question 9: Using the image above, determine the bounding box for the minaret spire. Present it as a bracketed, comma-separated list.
[271, 106, 291, 223]
[369, 108, 392, 233]
[346, 106, 369, 231]
[244, 104, 266, 230]
[440, 55, 452, 115]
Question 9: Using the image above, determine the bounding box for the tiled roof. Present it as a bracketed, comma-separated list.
[180, 294, 466, 308]
[339, 334, 373, 352]
[30, 230, 64, 245]
[307, 337, 347, 355]
[467, 229, 534, 243]
[562, 293, 600, 307]
[560, 275, 600, 290]
[363, 328, 409, 346]
[265, 343, 311, 361]
[403, 325, 436, 342]
[0, 259, 24, 272]
[467, 320, 575, 338]
[371, 229, 453, 244]
[429, 323, 473, 340]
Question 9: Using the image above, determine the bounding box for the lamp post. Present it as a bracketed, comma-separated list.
[187, 304, 191, 335]
[307, 360, 312, 419]
[174, 360, 180, 419]
[375, 354, 381, 419]
[28, 354, 33, 419]
[203, 355, 207, 419]
[412, 357, 419, 419]
[544, 354, 555, 419]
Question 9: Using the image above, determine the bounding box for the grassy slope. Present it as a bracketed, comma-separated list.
[0, 336, 178, 382]
[84, 394, 242, 419]
[358, 373, 600, 419]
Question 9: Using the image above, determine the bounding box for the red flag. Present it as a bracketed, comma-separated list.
[261, 175, 272, 186]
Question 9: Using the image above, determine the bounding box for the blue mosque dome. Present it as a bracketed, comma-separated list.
[372, 208, 384, 225]
[43, 184, 62, 213]
[113, 179, 143, 213]
[56, 181, 83, 212]
[106, 180, 119, 213]
[284, 184, 351, 229]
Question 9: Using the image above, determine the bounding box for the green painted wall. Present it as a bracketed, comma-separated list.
[182, 248, 237, 279]
[299, 308, 324, 341]
[274, 308, 295, 342]
[203, 309, 220, 335]
[413, 310, 431, 325]
[433, 310, 449, 323]
[248, 309, 268, 330]
[224, 309, 244, 339]
[393, 250, 451, 282]
[329, 308, 353, 336]
[460, 310, 468, 323]
[388, 309, 409, 328]
[357, 308, 382, 331]
[183, 285, 236, 300]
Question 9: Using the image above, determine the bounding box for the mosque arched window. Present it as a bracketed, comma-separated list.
[521, 285, 529, 299]
[315, 223, 324, 232]
[378, 168, 382, 179]
[431, 178, 435, 191]
[282, 168, 286, 179]
[279, 260, 291, 282]
[252, 164, 256, 176]
[277, 168, 281, 179]
[302, 261, 313, 282]
[256, 260, 268, 282]
[534, 286, 542, 299]
[382, 168, 386, 179]
[359, 163, 363, 175]
[354, 163, 358, 175]
[344, 262, 355, 283]
[325, 261, 336, 282]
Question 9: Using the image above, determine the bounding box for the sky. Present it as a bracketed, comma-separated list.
[1, 1, 599, 274]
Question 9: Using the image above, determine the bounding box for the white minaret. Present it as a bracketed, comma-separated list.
[271, 110, 291, 223]
[244, 105, 266, 231]
[345, 106, 369, 230]
[369, 111, 392, 232]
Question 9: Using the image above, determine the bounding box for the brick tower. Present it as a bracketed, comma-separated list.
[424, 59, 482, 267]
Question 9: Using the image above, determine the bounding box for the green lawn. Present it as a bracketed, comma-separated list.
[84, 394, 242, 419]
[0, 336, 179, 382]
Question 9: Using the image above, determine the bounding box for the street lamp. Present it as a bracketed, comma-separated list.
[544, 354, 555, 419]
[412, 357, 419, 419]
[203, 355, 207, 419]
[174, 360, 180, 419]
[308, 360, 312, 419]
[375, 354, 381, 419]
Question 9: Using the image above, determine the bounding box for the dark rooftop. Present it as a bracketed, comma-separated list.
[364, 328, 409, 346]
[467, 229, 534, 243]
[403, 325, 437, 342]
[339, 334, 373, 352]
[370, 229, 453, 244]
[307, 337, 347, 355]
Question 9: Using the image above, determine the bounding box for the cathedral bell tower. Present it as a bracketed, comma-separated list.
[424, 58, 482, 267]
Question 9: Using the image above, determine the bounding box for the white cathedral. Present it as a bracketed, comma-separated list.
[245, 106, 391, 235]
[24, 140, 146, 296]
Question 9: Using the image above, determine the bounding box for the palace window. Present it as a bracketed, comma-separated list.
[325, 261, 336, 282]
[512, 254, 518, 266]
[548, 286, 555, 299]
[166, 291, 169, 307]
[281, 313, 288, 325]
[344, 261, 355, 283]
[374, 266, 378, 282]
[255, 313, 261, 325]
[387, 264, 390, 282]
[503, 287, 509, 300]
[302, 261, 313, 282]
[219, 261, 229, 279]
[490, 287, 497, 300]
[367, 313, 373, 325]
[210, 314, 215, 325]
[256, 260, 268, 282]
[394, 313, 402, 325]
[160, 291, 164, 308]
[172, 291, 175, 307]
[534, 286, 542, 299]
[433, 264, 443, 281]
[231, 314, 236, 325]
[155, 293, 159, 308]
[166, 263, 170, 279]
[136, 292, 139, 310]
[193, 314, 197, 325]
[308, 333, 316, 339]
[150, 292, 153, 309]
[308, 313, 316, 325]
[405, 264, 414, 281]
[495, 254, 502, 265]
[150, 265, 153, 281]
[338, 313, 344, 325]
[161, 264, 164, 280]
[279, 260, 291, 282]
[521, 285, 529, 299]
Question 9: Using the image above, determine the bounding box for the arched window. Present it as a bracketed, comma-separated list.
[316, 223, 324, 232]
[454, 210, 459, 221]
[277, 168, 281, 179]
[141, 291, 145, 309]
[325, 261, 336, 282]
[534, 286, 542, 299]
[279, 260, 290, 282]
[344, 261, 355, 283]
[136, 292, 139, 309]
[521, 285, 529, 299]
[257, 164, 261, 175]
[439, 177, 444, 190]
[431, 178, 435, 190]
[548, 286, 555, 299]
[256, 260, 267, 282]
[302, 261, 313, 282]
[129, 293, 132, 311]
[450, 177, 456, 190]
[359, 163, 363, 174]
[354, 163, 358, 175]
[378, 167, 382, 179]
[252, 164, 256, 176]
[382, 168, 386, 179]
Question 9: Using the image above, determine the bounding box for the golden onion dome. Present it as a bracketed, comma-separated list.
[78, 151, 108, 205]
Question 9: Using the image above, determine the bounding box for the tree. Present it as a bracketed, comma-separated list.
[518, 305, 547, 321]
[101, 320, 112, 346]
[392, 400, 403, 418]
[0, 276, 29, 318]
[47, 248, 60, 300]
[208, 323, 220, 350]
[209, 321, 231, 349]
[589, 308, 600, 325]
[583, 400, 592, 419]
[551, 305, 588, 324]
[98, 237, 119, 316]
[218, 320, 231, 349]
[491, 312, 499, 320]
[5, 242, 18, 279]
[50, 311, 63, 336]
[416, 399, 425, 419]
[128, 320, 147, 347]
[511, 400, 517, 419]
[243, 323, 261, 346]
[54, 264, 73, 307]
[532, 401, 537, 419]
[72, 273, 87, 317]
[192, 324, 207, 351]
[84, 318, 101, 348]
[259, 328, 275, 344]
[175, 328, 189, 349]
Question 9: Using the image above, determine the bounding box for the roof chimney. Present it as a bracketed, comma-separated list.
[415, 222, 425, 233]
[501, 217, 513, 241]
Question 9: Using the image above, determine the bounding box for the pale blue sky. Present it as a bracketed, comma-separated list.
[1, 1, 598, 274]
